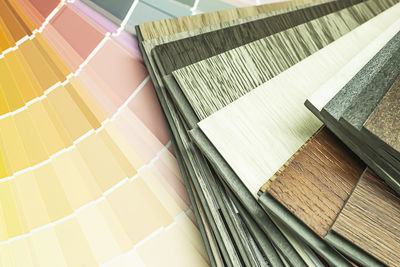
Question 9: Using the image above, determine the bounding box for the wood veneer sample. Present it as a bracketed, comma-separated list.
[264, 127, 364, 238]
[364, 75, 400, 163]
[154, 0, 362, 78]
[137, 0, 321, 40]
[330, 168, 400, 267]
[173, 0, 397, 121]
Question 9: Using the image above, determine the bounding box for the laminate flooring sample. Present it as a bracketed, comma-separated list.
[364, 75, 400, 163]
[263, 127, 364, 238]
[138, 2, 333, 266]
[330, 168, 400, 267]
[173, 0, 398, 121]
[154, 0, 363, 82]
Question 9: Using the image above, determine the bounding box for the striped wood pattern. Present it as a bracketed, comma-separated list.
[331, 168, 400, 267]
[138, 0, 321, 40]
[174, 0, 398, 120]
[198, 4, 400, 195]
[154, 0, 363, 76]
[265, 127, 364, 237]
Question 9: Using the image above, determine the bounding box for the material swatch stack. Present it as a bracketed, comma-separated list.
[137, 0, 400, 266]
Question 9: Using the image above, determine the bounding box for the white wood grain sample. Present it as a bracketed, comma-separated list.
[198, 3, 400, 197]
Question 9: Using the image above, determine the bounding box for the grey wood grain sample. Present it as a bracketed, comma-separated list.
[153, 0, 363, 77]
[172, 0, 397, 121]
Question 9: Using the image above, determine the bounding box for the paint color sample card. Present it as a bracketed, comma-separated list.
[0, 0, 273, 265]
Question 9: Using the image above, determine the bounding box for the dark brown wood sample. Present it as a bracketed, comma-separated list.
[331, 168, 400, 267]
[263, 127, 365, 237]
[364, 74, 400, 161]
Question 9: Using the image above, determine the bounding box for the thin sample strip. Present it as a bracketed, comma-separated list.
[327, 168, 400, 267]
[194, 4, 400, 264]
[81, 0, 135, 26]
[364, 75, 400, 164]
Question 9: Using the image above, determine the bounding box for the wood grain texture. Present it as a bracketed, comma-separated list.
[154, 0, 363, 76]
[198, 4, 400, 196]
[174, 0, 397, 120]
[138, 0, 321, 40]
[265, 127, 364, 237]
[364, 75, 400, 161]
[138, 4, 316, 265]
[331, 168, 400, 267]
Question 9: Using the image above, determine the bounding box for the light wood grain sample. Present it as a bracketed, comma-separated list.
[264, 127, 364, 237]
[330, 168, 400, 267]
[174, 0, 398, 120]
[138, 0, 321, 40]
[154, 0, 363, 77]
[364, 75, 400, 162]
[197, 3, 400, 196]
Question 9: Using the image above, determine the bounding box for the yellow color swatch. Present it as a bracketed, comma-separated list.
[42, 98, 72, 147]
[14, 49, 43, 96]
[55, 218, 97, 266]
[0, 181, 25, 239]
[65, 82, 101, 129]
[0, 59, 25, 111]
[77, 205, 122, 263]
[5, 50, 38, 102]
[68, 149, 102, 199]
[0, 116, 29, 173]
[14, 172, 50, 230]
[30, 228, 68, 267]
[34, 164, 73, 221]
[47, 85, 93, 140]
[99, 130, 136, 177]
[70, 77, 107, 123]
[7, 238, 36, 267]
[14, 111, 49, 165]
[77, 133, 126, 192]
[52, 151, 94, 209]
[106, 178, 173, 244]
[29, 101, 65, 155]
[19, 40, 59, 91]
